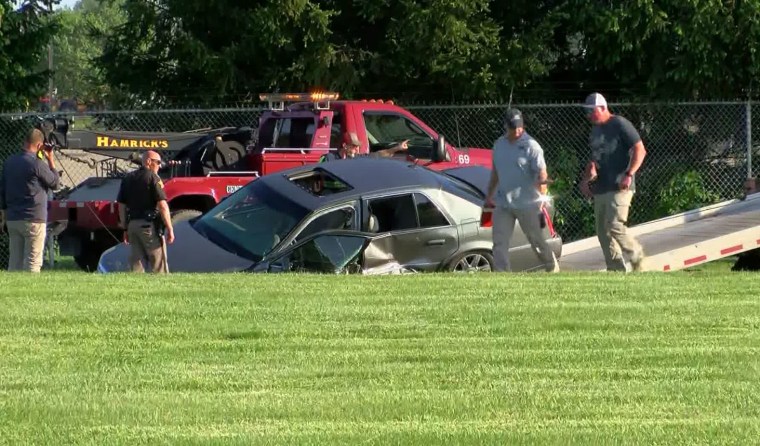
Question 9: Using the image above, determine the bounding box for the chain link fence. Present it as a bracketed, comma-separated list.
[1, 102, 757, 268]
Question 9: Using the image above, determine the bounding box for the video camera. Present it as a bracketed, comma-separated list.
[34, 116, 69, 151]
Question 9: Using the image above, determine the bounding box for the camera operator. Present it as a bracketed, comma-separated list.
[0, 128, 61, 272]
[116, 150, 174, 273]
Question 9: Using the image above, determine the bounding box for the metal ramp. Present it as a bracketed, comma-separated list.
[559, 192, 760, 272]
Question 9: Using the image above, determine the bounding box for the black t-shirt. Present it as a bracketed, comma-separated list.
[589, 115, 642, 194]
[117, 167, 167, 220]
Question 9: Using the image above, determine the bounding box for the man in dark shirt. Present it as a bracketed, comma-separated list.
[116, 150, 175, 273]
[579, 93, 647, 272]
[0, 128, 60, 272]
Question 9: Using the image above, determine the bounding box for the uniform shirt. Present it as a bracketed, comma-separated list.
[0, 151, 60, 222]
[319, 152, 342, 162]
[491, 132, 546, 209]
[116, 167, 167, 221]
[589, 115, 642, 194]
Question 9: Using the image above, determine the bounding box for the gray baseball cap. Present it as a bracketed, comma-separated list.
[505, 108, 524, 129]
[583, 92, 608, 109]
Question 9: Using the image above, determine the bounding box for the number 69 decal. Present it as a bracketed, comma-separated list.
[458, 154, 470, 164]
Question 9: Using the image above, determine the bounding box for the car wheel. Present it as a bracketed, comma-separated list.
[447, 250, 493, 273]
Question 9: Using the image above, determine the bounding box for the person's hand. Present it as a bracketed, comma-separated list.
[484, 196, 496, 209]
[396, 139, 409, 151]
[580, 180, 593, 199]
[618, 173, 632, 190]
[166, 227, 175, 244]
[122, 231, 129, 245]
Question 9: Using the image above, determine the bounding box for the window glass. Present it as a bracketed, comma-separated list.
[367, 194, 418, 232]
[414, 193, 450, 227]
[363, 113, 432, 159]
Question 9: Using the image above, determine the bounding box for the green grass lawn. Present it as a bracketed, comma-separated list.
[1, 271, 759, 445]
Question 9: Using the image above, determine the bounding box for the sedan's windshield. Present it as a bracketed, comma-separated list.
[193, 182, 308, 261]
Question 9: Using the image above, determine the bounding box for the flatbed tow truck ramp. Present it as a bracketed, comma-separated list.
[558, 191, 760, 272]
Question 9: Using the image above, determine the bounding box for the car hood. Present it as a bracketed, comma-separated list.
[97, 220, 253, 273]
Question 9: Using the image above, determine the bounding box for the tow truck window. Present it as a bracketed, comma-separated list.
[363, 113, 433, 159]
[329, 112, 343, 148]
[269, 117, 316, 148]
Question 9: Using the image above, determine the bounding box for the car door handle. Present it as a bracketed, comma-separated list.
[426, 239, 446, 246]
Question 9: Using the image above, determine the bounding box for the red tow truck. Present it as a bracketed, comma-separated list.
[47, 92, 493, 271]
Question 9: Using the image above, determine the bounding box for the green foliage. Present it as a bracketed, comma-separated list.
[655, 169, 721, 215]
[0, 0, 59, 111]
[560, 0, 760, 100]
[97, 0, 561, 107]
[51, 0, 126, 106]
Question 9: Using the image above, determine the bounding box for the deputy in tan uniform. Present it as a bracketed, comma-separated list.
[116, 150, 175, 273]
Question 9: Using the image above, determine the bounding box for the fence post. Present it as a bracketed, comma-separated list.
[747, 100, 753, 179]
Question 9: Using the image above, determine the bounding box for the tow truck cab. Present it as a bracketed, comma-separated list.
[249, 92, 492, 175]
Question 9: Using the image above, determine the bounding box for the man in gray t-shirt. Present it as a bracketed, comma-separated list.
[485, 109, 558, 273]
[580, 93, 647, 272]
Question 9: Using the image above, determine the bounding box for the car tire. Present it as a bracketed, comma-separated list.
[74, 236, 113, 273]
[171, 209, 202, 223]
[446, 250, 494, 273]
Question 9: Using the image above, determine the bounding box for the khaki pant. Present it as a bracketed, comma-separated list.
[492, 205, 558, 272]
[6, 220, 47, 273]
[594, 190, 643, 271]
[127, 219, 168, 273]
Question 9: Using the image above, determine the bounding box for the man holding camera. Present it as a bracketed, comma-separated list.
[0, 128, 60, 272]
[117, 150, 174, 273]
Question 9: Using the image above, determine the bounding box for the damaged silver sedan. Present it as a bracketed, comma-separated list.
[98, 157, 562, 274]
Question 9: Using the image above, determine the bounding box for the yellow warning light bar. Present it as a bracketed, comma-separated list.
[259, 92, 340, 102]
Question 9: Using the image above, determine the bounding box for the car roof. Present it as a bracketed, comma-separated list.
[260, 157, 448, 211]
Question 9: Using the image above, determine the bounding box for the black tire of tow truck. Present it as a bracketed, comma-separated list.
[171, 209, 203, 224]
[74, 238, 109, 273]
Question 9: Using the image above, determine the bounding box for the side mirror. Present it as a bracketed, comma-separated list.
[431, 135, 447, 162]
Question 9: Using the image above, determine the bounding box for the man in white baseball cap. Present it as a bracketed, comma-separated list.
[579, 92, 647, 272]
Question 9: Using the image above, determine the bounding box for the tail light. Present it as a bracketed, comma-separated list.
[480, 207, 494, 227]
[541, 207, 557, 238]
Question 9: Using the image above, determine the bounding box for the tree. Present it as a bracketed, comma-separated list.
[50, 0, 126, 109]
[0, 0, 59, 111]
[98, 0, 562, 107]
[555, 0, 760, 100]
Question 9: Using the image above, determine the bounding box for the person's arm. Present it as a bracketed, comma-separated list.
[151, 175, 174, 243]
[37, 151, 60, 190]
[625, 141, 646, 177]
[529, 142, 549, 194]
[579, 160, 597, 199]
[485, 168, 499, 208]
[374, 139, 409, 157]
[118, 203, 128, 229]
[619, 118, 646, 189]
[157, 199, 174, 244]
